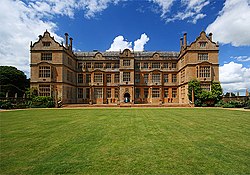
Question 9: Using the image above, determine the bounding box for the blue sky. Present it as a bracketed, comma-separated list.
[0, 0, 249, 94]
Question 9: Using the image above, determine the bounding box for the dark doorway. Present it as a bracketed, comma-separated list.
[124, 93, 130, 103]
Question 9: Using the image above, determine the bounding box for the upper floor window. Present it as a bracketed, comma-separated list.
[123, 60, 130, 66]
[94, 73, 103, 83]
[144, 74, 149, 84]
[152, 63, 160, 69]
[143, 62, 148, 69]
[39, 66, 50, 78]
[152, 73, 160, 83]
[43, 42, 51, 47]
[41, 53, 52, 61]
[200, 42, 207, 48]
[106, 63, 112, 69]
[164, 74, 168, 83]
[172, 74, 177, 83]
[135, 63, 140, 69]
[106, 74, 111, 83]
[181, 70, 185, 83]
[123, 72, 130, 82]
[114, 62, 119, 68]
[94, 63, 103, 69]
[198, 53, 208, 61]
[78, 63, 83, 69]
[199, 66, 210, 78]
[86, 74, 91, 83]
[78, 74, 83, 83]
[115, 73, 120, 83]
[172, 63, 177, 69]
[135, 74, 140, 83]
[163, 63, 168, 69]
[67, 70, 73, 82]
[86, 62, 92, 68]
[68, 57, 72, 66]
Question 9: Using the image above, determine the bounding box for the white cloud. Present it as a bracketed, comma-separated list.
[206, 0, 250, 46]
[157, 0, 209, 23]
[149, 0, 175, 17]
[107, 36, 132, 51]
[134, 33, 150, 51]
[107, 33, 150, 51]
[0, 0, 63, 76]
[231, 56, 250, 62]
[220, 62, 250, 94]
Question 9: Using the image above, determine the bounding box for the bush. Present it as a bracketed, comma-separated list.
[31, 96, 55, 108]
[0, 101, 13, 109]
[223, 101, 245, 108]
[215, 100, 225, 107]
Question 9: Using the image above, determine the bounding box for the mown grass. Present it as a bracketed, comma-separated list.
[0, 108, 249, 174]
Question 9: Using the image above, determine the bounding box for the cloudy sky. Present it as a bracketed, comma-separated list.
[0, 0, 249, 94]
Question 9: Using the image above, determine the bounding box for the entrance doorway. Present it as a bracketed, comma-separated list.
[124, 93, 130, 103]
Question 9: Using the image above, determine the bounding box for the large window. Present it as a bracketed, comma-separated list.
[86, 63, 92, 68]
[152, 88, 160, 98]
[152, 73, 160, 83]
[172, 63, 177, 69]
[152, 63, 160, 69]
[163, 63, 168, 69]
[78, 88, 83, 98]
[78, 63, 83, 69]
[94, 63, 103, 69]
[164, 88, 169, 98]
[172, 88, 177, 98]
[94, 73, 103, 83]
[135, 88, 140, 98]
[172, 74, 177, 83]
[106, 88, 111, 98]
[144, 88, 149, 98]
[39, 66, 50, 78]
[164, 74, 168, 83]
[115, 73, 120, 83]
[86, 74, 91, 83]
[78, 74, 83, 83]
[143, 62, 148, 69]
[39, 85, 50, 96]
[199, 66, 210, 78]
[144, 74, 148, 84]
[135, 74, 140, 83]
[201, 84, 211, 91]
[198, 53, 208, 61]
[106, 74, 111, 83]
[123, 72, 130, 82]
[123, 60, 130, 66]
[114, 62, 119, 68]
[106, 63, 111, 69]
[115, 88, 119, 98]
[41, 53, 52, 61]
[94, 88, 103, 98]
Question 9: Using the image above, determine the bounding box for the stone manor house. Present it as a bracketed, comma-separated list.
[30, 30, 219, 106]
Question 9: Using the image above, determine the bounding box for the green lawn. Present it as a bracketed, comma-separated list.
[0, 108, 250, 174]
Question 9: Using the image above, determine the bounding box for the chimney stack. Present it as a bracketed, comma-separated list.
[183, 33, 187, 48]
[65, 33, 69, 48]
[209, 33, 213, 41]
[180, 38, 183, 48]
[69, 37, 73, 50]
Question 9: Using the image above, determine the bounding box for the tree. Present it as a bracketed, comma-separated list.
[188, 79, 223, 106]
[0, 66, 29, 97]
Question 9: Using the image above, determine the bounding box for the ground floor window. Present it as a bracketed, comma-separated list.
[201, 84, 211, 91]
[39, 85, 50, 96]
[152, 88, 160, 98]
[94, 88, 103, 98]
[78, 88, 83, 98]
[144, 88, 149, 98]
[172, 88, 177, 98]
[115, 88, 119, 98]
[106, 88, 111, 98]
[164, 88, 169, 98]
[135, 88, 140, 98]
[86, 88, 90, 98]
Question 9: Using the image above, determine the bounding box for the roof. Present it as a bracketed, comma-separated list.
[75, 51, 179, 59]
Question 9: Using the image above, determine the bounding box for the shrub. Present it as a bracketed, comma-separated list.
[31, 96, 55, 108]
[223, 101, 245, 108]
[0, 101, 13, 109]
[215, 100, 225, 107]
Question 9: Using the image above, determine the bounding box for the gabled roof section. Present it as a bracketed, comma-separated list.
[30, 30, 63, 50]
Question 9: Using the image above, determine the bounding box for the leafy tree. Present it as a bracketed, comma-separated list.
[188, 79, 223, 106]
[0, 66, 29, 97]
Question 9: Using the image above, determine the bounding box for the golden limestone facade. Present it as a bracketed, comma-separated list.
[30, 31, 219, 106]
